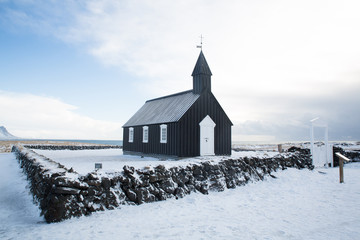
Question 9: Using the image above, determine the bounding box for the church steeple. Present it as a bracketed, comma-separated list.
[192, 50, 212, 94]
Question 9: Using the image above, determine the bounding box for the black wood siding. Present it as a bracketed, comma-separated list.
[178, 91, 232, 157]
[123, 90, 232, 157]
[193, 75, 211, 94]
[123, 123, 179, 156]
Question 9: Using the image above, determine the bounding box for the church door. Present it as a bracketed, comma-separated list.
[199, 115, 216, 156]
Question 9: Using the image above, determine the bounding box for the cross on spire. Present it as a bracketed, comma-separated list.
[196, 34, 204, 50]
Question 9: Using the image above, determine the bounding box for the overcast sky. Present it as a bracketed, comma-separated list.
[1, 0, 359, 142]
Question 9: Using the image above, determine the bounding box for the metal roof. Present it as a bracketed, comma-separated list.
[123, 90, 200, 127]
[191, 50, 212, 76]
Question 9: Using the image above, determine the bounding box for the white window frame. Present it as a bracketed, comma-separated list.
[143, 126, 149, 143]
[160, 124, 167, 143]
[129, 127, 134, 143]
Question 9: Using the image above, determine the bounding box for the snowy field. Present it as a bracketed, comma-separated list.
[33, 149, 280, 175]
[1, 152, 360, 240]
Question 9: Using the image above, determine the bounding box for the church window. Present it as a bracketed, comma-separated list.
[160, 124, 167, 143]
[129, 127, 134, 143]
[143, 126, 149, 143]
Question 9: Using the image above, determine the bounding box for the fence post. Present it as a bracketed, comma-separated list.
[339, 158, 344, 183]
[335, 152, 350, 183]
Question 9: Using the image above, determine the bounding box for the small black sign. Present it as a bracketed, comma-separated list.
[95, 163, 102, 169]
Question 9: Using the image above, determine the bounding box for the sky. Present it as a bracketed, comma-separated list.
[0, 0, 359, 142]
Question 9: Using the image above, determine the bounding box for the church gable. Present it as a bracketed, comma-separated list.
[177, 90, 232, 156]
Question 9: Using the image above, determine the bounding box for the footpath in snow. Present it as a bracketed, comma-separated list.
[0, 153, 42, 233]
[1, 152, 360, 239]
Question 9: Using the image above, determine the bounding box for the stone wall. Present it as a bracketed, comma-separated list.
[24, 145, 121, 150]
[333, 146, 360, 167]
[12, 145, 313, 223]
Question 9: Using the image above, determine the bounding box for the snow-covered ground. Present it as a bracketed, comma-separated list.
[33, 149, 280, 175]
[1, 152, 360, 240]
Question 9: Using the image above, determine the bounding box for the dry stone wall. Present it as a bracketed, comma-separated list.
[12, 145, 313, 223]
[24, 145, 121, 150]
[333, 146, 360, 167]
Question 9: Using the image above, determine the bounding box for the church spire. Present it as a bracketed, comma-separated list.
[192, 50, 212, 77]
[192, 51, 212, 94]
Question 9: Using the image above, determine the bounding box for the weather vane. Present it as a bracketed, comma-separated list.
[196, 34, 204, 50]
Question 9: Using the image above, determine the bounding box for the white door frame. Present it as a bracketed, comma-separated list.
[310, 117, 333, 167]
[199, 115, 216, 156]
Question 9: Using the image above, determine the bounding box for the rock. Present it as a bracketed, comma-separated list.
[150, 170, 170, 182]
[155, 165, 166, 170]
[136, 187, 156, 204]
[87, 180, 101, 187]
[101, 178, 111, 190]
[160, 179, 177, 194]
[87, 188, 96, 196]
[50, 195, 60, 204]
[199, 184, 209, 195]
[86, 173, 99, 181]
[54, 187, 81, 195]
[126, 189, 137, 202]
[226, 179, 236, 189]
[174, 187, 186, 198]
[209, 177, 226, 192]
[154, 188, 168, 201]
[51, 172, 65, 179]
[193, 166, 202, 176]
[123, 165, 135, 175]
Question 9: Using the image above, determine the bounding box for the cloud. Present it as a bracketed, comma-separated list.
[1, 0, 360, 141]
[3, 0, 360, 86]
[231, 77, 360, 141]
[0, 91, 122, 139]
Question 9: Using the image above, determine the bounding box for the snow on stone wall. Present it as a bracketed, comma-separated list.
[12, 145, 313, 223]
[24, 145, 121, 150]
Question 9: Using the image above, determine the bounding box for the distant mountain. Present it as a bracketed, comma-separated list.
[0, 126, 19, 140]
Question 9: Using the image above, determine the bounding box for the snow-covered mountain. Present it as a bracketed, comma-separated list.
[0, 126, 19, 140]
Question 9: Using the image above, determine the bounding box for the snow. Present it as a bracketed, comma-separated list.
[1, 152, 360, 239]
[18, 147, 79, 180]
[0, 126, 18, 140]
[0, 153, 42, 228]
[33, 148, 281, 175]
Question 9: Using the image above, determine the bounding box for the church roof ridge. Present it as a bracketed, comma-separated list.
[146, 90, 194, 103]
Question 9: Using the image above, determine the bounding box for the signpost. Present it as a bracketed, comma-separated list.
[95, 163, 102, 171]
[335, 152, 350, 183]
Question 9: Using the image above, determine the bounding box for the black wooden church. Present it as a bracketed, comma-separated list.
[122, 51, 232, 157]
